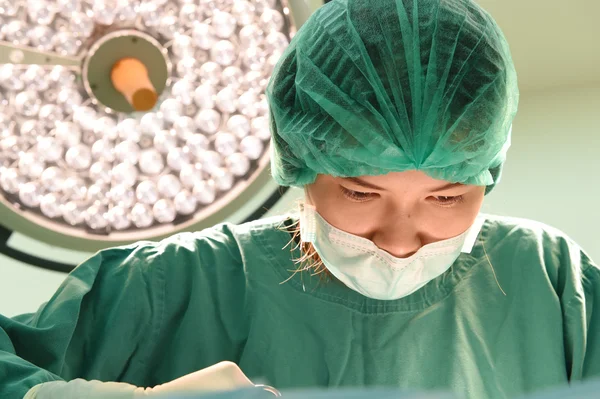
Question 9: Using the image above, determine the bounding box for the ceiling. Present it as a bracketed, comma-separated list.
[475, 0, 600, 92]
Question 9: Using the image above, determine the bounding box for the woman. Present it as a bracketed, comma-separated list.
[1, 0, 598, 398]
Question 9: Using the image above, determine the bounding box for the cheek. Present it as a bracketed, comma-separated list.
[306, 184, 380, 235]
[431, 212, 478, 239]
[421, 194, 484, 240]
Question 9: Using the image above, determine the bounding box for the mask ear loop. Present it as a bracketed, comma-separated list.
[482, 242, 507, 296]
[278, 188, 330, 291]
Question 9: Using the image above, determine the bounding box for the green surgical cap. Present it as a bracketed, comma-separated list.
[267, 0, 519, 193]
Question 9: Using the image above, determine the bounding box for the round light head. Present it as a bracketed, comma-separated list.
[0, 0, 297, 250]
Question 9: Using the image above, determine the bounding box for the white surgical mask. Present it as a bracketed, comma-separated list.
[299, 203, 485, 300]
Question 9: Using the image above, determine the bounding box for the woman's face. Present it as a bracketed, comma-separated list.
[305, 171, 486, 258]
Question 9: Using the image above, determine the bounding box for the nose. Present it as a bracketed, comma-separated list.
[370, 219, 423, 258]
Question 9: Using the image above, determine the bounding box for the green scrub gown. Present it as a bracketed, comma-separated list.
[1, 214, 598, 399]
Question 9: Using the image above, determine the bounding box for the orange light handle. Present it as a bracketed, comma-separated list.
[111, 57, 158, 112]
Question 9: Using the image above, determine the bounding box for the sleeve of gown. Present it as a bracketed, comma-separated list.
[558, 238, 600, 381]
[0, 243, 167, 398]
[0, 225, 249, 399]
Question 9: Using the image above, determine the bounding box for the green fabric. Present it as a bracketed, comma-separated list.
[267, 0, 519, 192]
[1, 215, 598, 399]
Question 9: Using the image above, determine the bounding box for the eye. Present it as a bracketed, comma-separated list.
[431, 195, 464, 207]
[340, 186, 377, 202]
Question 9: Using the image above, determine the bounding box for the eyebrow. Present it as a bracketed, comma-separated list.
[342, 177, 464, 193]
[430, 182, 463, 192]
[342, 177, 387, 191]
